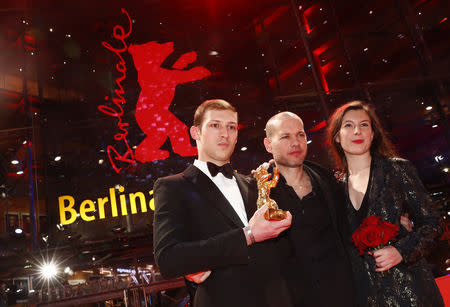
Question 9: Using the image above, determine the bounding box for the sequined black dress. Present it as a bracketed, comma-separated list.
[343, 156, 444, 307]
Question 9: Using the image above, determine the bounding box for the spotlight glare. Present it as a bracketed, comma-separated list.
[40, 262, 58, 280]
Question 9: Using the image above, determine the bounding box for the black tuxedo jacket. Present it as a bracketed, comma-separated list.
[153, 164, 292, 307]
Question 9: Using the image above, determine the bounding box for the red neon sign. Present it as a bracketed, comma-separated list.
[99, 8, 136, 173]
[129, 42, 210, 162]
[99, 9, 211, 173]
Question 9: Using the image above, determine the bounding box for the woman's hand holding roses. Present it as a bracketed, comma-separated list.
[370, 246, 403, 272]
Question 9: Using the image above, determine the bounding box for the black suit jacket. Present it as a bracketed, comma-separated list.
[153, 164, 292, 307]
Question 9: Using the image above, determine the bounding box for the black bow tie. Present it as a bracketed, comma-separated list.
[207, 162, 234, 179]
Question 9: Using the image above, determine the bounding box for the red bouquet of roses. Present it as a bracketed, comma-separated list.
[352, 215, 399, 255]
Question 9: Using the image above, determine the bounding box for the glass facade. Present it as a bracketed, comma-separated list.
[0, 0, 448, 305]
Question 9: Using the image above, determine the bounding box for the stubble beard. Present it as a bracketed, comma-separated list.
[274, 155, 304, 169]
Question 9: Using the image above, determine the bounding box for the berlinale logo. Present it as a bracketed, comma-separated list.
[99, 9, 210, 173]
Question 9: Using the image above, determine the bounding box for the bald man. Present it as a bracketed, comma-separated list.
[263, 112, 356, 307]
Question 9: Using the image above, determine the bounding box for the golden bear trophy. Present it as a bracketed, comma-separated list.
[253, 165, 287, 220]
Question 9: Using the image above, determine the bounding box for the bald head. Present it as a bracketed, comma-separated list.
[265, 112, 304, 138]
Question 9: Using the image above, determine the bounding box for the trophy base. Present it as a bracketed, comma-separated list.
[264, 208, 287, 221]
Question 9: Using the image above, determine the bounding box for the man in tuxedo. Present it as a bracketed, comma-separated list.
[153, 99, 293, 307]
[263, 112, 356, 307]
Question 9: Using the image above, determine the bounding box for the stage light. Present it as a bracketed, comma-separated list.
[426, 106, 432, 110]
[435, 155, 444, 162]
[443, 168, 449, 173]
[49, 27, 53, 32]
[307, 140, 312, 144]
[54, 156, 62, 161]
[64, 266, 73, 275]
[15, 228, 23, 234]
[16, 171, 24, 175]
[432, 124, 438, 128]
[241, 147, 247, 151]
[98, 159, 104, 165]
[11, 160, 19, 165]
[40, 262, 58, 280]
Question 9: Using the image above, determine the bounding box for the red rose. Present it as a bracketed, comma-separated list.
[380, 221, 399, 245]
[357, 226, 383, 253]
[361, 215, 382, 226]
[351, 230, 366, 254]
[352, 216, 399, 255]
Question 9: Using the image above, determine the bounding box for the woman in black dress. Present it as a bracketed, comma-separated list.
[326, 101, 444, 307]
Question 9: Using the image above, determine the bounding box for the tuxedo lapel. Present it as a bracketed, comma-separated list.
[183, 165, 245, 227]
[234, 173, 257, 221]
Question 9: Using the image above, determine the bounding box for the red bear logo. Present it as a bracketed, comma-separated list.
[128, 41, 210, 162]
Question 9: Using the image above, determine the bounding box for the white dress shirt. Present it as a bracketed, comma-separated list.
[193, 160, 248, 226]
